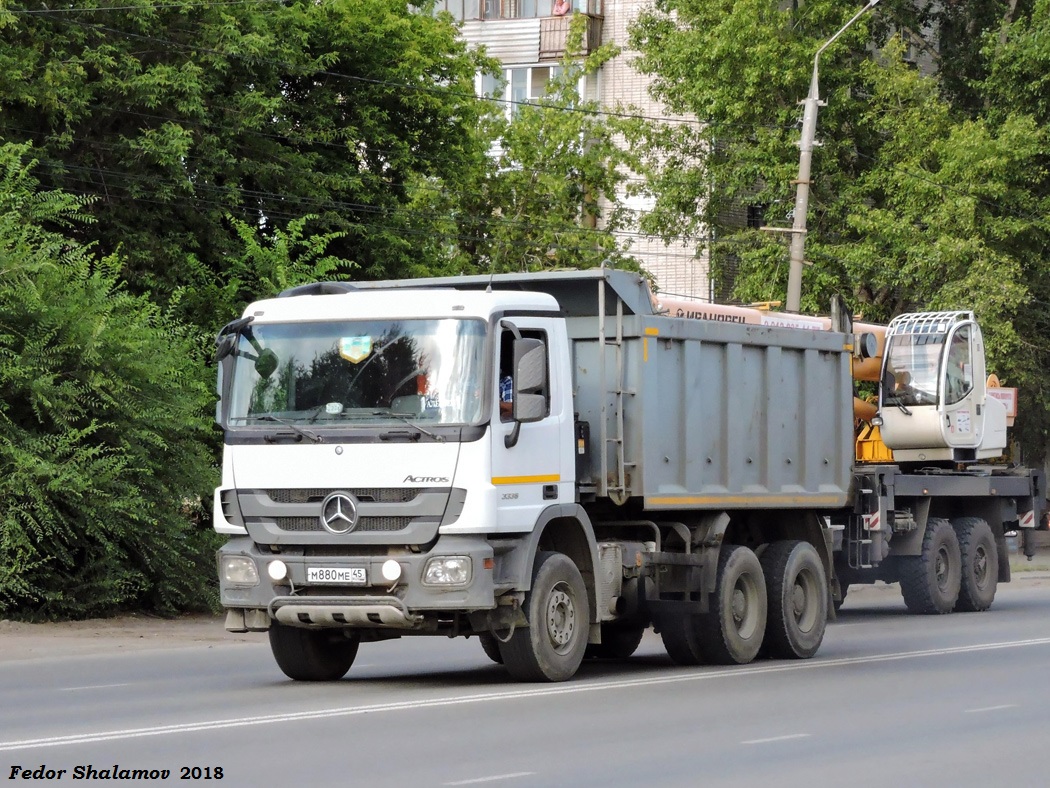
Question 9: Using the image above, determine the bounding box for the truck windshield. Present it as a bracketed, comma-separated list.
[226, 318, 486, 427]
[883, 333, 944, 407]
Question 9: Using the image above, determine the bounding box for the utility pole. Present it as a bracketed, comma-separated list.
[784, 0, 881, 313]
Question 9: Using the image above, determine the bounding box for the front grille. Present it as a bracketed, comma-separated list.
[273, 516, 413, 533]
[267, 488, 421, 504]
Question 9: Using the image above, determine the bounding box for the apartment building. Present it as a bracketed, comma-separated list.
[434, 0, 710, 300]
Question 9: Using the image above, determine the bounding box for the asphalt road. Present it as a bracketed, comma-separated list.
[2, 580, 1050, 787]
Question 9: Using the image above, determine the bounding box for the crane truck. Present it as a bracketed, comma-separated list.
[212, 269, 1045, 682]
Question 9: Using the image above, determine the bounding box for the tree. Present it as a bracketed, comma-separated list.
[0, 143, 219, 619]
[0, 0, 495, 331]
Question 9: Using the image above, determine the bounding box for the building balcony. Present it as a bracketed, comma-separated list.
[539, 13, 603, 61]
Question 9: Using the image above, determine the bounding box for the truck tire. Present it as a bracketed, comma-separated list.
[660, 546, 767, 666]
[899, 517, 961, 614]
[696, 545, 767, 665]
[478, 633, 504, 664]
[952, 517, 998, 612]
[585, 623, 645, 660]
[759, 540, 827, 659]
[499, 552, 589, 682]
[268, 623, 360, 681]
[660, 613, 704, 666]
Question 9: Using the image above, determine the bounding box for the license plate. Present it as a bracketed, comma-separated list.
[307, 566, 367, 585]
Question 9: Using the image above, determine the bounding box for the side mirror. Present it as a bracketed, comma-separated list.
[512, 338, 547, 424]
[214, 315, 254, 362]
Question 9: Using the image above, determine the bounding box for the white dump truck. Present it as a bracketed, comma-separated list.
[213, 269, 1044, 682]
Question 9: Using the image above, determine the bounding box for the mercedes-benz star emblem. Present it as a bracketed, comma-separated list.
[319, 491, 359, 534]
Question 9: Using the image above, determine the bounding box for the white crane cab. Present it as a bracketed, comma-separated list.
[877, 311, 1007, 463]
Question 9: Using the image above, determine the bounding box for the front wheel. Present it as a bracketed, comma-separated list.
[899, 517, 961, 614]
[500, 552, 590, 682]
[268, 623, 360, 681]
[760, 540, 827, 659]
[478, 633, 504, 664]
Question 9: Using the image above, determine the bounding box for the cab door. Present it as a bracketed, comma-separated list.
[939, 321, 986, 449]
[490, 318, 572, 531]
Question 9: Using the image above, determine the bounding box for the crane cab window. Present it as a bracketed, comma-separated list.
[943, 327, 973, 405]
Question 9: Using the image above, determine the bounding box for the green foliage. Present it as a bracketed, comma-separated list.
[0, 144, 219, 620]
[184, 214, 352, 324]
[0, 0, 494, 331]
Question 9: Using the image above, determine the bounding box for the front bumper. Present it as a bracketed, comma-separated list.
[218, 535, 495, 630]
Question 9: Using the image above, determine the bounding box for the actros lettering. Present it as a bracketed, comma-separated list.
[403, 475, 449, 484]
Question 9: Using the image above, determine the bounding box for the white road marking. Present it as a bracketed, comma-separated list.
[444, 772, 534, 785]
[58, 683, 131, 692]
[3, 636, 1050, 752]
[964, 704, 1018, 713]
[741, 734, 811, 745]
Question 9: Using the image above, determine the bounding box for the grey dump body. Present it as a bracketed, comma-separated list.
[217, 267, 1045, 682]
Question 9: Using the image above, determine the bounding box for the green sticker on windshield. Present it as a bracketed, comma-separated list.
[340, 336, 372, 363]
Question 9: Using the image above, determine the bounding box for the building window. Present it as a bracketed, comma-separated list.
[482, 65, 560, 118]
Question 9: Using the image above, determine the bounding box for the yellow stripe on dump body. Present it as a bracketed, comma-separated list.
[644, 327, 659, 362]
[491, 474, 561, 485]
[647, 494, 845, 506]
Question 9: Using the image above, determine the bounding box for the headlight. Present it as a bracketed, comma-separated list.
[221, 555, 259, 586]
[422, 556, 472, 587]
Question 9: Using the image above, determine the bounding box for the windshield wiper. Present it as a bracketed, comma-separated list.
[377, 411, 444, 442]
[256, 414, 323, 443]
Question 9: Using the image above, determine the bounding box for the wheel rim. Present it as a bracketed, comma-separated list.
[972, 544, 989, 588]
[545, 582, 577, 655]
[791, 566, 820, 634]
[935, 545, 952, 591]
[729, 572, 760, 640]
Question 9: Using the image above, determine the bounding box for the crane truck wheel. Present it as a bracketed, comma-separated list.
[499, 551, 589, 682]
[478, 633, 504, 664]
[694, 545, 768, 665]
[899, 518, 962, 614]
[951, 517, 998, 612]
[268, 623, 360, 681]
[759, 540, 828, 659]
[585, 623, 646, 660]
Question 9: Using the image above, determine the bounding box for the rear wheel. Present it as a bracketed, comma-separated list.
[585, 623, 645, 660]
[268, 623, 360, 681]
[499, 552, 589, 682]
[696, 545, 767, 664]
[899, 517, 961, 614]
[760, 540, 827, 659]
[952, 517, 998, 612]
[660, 611, 703, 666]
